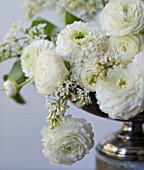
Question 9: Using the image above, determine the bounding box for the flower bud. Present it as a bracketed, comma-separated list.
[3, 80, 18, 97]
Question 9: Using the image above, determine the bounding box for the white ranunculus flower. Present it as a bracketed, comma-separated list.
[108, 34, 144, 64]
[96, 56, 144, 120]
[21, 40, 55, 78]
[76, 61, 98, 92]
[34, 49, 69, 96]
[133, 47, 144, 79]
[100, 0, 144, 36]
[3, 79, 18, 97]
[56, 21, 107, 65]
[41, 115, 94, 165]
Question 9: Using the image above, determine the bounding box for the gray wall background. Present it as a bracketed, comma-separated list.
[0, 0, 122, 169]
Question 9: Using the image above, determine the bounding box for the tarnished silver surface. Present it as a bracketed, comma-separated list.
[96, 122, 144, 161]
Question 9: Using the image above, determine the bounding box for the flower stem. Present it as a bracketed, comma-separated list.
[19, 76, 34, 88]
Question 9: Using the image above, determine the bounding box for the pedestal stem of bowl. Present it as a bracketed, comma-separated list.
[97, 122, 144, 161]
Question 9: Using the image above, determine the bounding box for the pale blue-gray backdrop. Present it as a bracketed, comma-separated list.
[0, 0, 122, 169]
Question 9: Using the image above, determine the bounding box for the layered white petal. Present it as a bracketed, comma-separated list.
[41, 115, 94, 165]
[108, 34, 144, 64]
[21, 40, 54, 78]
[56, 21, 107, 65]
[34, 49, 69, 96]
[100, 0, 144, 36]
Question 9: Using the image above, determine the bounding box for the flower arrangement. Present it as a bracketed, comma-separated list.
[1, 0, 144, 166]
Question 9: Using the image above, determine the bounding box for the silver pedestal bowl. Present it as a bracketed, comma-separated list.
[82, 93, 144, 161]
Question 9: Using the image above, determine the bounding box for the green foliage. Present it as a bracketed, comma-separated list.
[3, 74, 8, 81]
[65, 10, 83, 25]
[63, 60, 70, 70]
[12, 93, 26, 104]
[31, 17, 57, 40]
[8, 60, 26, 84]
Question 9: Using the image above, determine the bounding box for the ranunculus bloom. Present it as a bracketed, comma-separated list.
[34, 49, 69, 96]
[41, 115, 94, 165]
[56, 21, 107, 65]
[76, 61, 98, 92]
[21, 40, 54, 78]
[100, 0, 144, 36]
[108, 34, 144, 64]
[96, 52, 144, 120]
[133, 47, 144, 79]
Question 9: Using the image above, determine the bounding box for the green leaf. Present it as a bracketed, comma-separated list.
[12, 93, 26, 104]
[31, 17, 57, 40]
[8, 60, 26, 84]
[65, 10, 83, 25]
[63, 60, 70, 70]
[3, 74, 8, 81]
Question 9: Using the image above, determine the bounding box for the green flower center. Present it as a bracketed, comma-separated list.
[87, 72, 98, 85]
[61, 141, 79, 153]
[71, 31, 88, 40]
[66, 146, 72, 151]
[118, 78, 127, 89]
[117, 43, 128, 53]
[122, 5, 129, 14]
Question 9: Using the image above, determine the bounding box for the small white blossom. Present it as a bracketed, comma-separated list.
[21, 40, 54, 78]
[41, 115, 94, 165]
[27, 24, 47, 41]
[69, 74, 92, 107]
[0, 43, 11, 62]
[100, 0, 144, 36]
[56, 21, 107, 65]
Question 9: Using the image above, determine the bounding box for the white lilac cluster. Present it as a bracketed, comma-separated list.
[28, 23, 47, 41]
[23, 0, 57, 19]
[46, 74, 92, 130]
[59, 0, 102, 20]
[0, 21, 27, 62]
[75, 52, 121, 92]
[23, 0, 104, 20]
[41, 115, 94, 165]
[56, 21, 107, 64]
[0, 21, 47, 62]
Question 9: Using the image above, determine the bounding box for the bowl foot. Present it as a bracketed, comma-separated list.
[97, 122, 144, 161]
